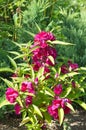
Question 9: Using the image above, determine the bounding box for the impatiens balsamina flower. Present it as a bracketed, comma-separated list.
[54, 84, 62, 95]
[68, 61, 78, 71]
[14, 103, 21, 115]
[34, 31, 56, 48]
[6, 88, 18, 103]
[61, 65, 68, 74]
[21, 82, 35, 108]
[32, 31, 57, 72]
[25, 96, 33, 107]
[61, 61, 78, 74]
[34, 77, 38, 85]
[21, 81, 35, 94]
[47, 97, 71, 119]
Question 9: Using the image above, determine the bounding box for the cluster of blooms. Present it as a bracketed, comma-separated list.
[32, 31, 57, 72]
[48, 96, 71, 119]
[5, 31, 79, 125]
[6, 81, 35, 114]
[48, 84, 70, 119]
[61, 60, 78, 74]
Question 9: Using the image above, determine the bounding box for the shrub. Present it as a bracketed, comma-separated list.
[0, 30, 86, 130]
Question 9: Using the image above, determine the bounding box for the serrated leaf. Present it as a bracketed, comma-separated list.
[37, 67, 44, 78]
[14, 54, 28, 60]
[79, 67, 86, 71]
[45, 87, 54, 97]
[60, 72, 79, 80]
[62, 87, 72, 98]
[30, 66, 35, 81]
[35, 22, 41, 32]
[74, 100, 86, 110]
[24, 30, 35, 37]
[44, 112, 52, 123]
[0, 99, 10, 108]
[66, 102, 75, 112]
[16, 97, 23, 107]
[58, 107, 64, 125]
[33, 104, 43, 118]
[0, 68, 14, 73]
[8, 51, 20, 56]
[20, 117, 30, 126]
[50, 40, 74, 45]
[48, 55, 55, 65]
[45, 90, 54, 97]
[8, 56, 17, 69]
[11, 41, 21, 47]
[1, 78, 14, 87]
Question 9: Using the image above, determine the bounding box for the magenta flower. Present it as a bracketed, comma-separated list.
[32, 31, 57, 72]
[25, 96, 33, 107]
[61, 98, 71, 114]
[12, 73, 18, 78]
[14, 103, 21, 115]
[21, 81, 35, 94]
[34, 31, 55, 48]
[61, 65, 68, 74]
[6, 88, 18, 103]
[34, 77, 38, 85]
[61, 61, 78, 74]
[69, 63, 78, 70]
[47, 97, 71, 119]
[47, 105, 59, 119]
[54, 84, 62, 95]
[21, 82, 28, 92]
[32, 46, 57, 72]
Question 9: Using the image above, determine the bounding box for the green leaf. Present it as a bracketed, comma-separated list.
[8, 51, 20, 56]
[45, 87, 54, 97]
[61, 86, 72, 98]
[0, 68, 14, 73]
[60, 72, 79, 80]
[58, 107, 64, 125]
[11, 41, 21, 47]
[50, 40, 74, 45]
[14, 54, 28, 60]
[13, 13, 18, 26]
[48, 55, 55, 65]
[8, 56, 17, 69]
[32, 104, 43, 118]
[44, 112, 52, 123]
[66, 102, 75, 112]
[35, 23, 41, 32]
[37, 67, 44, 78]
[1, 78, 14, 87]
[20, 117, 30, 126]
[16, 97, 23, 107]
[30, 66, 35, 81]
[78, 67, 86, 71]
[0, 99, 10, 108]
[74, 100, 86, 110]
[24, 30, 35, 37]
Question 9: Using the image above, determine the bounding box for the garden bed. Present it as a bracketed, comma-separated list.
[0, 109, 86, 130]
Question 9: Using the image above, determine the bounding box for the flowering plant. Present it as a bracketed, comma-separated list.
[0, 31, 86, 130]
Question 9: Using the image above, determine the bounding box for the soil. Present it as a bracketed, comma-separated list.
[0, 109, 86, 130]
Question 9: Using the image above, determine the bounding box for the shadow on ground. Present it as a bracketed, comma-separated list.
[0, 109, 86, 130]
